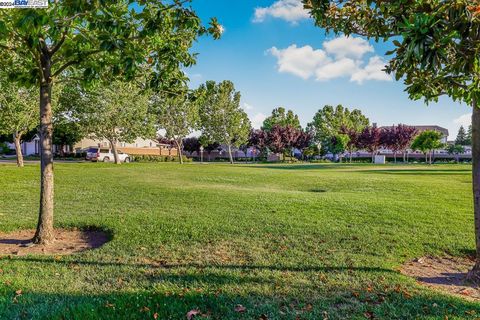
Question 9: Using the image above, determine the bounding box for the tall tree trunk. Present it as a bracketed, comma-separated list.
[468, 99, 480, 281]
[33, 82, 55, 245]
[110, 140, 121, 164]
[13, 132, 24, 168]
[176, 140, 184, 164]
[394, 152, 397, 164]
[59, 144, 66, 158]
[227, 144, 234, 164]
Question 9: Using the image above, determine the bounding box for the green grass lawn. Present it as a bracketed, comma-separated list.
[0, 162, 478, 319]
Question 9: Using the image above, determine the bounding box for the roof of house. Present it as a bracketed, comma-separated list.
[381, 125, 449, 136]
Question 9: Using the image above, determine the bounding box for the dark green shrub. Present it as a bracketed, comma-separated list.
[131, 154, 191, 163]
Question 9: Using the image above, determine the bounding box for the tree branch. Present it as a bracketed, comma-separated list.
[49, 29, 67, 56]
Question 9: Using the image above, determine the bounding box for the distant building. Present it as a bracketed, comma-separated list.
[4, 136, 178, 157]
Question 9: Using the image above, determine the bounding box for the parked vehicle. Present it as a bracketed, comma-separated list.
[86, 147, 131, 163]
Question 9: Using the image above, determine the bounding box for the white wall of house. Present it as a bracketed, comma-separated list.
[6, 135, 40, 156]
[74, 137, 159, 152]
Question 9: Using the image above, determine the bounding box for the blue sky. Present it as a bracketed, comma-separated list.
[186, 0, 471, 139]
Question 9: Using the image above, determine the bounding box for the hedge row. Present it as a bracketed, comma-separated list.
[131, 155, 192, 163]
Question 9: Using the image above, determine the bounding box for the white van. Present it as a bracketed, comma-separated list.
[86, 147, 131, 163]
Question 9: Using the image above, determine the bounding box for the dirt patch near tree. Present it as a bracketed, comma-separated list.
[401, 256, 480, 301]
[0, 229, 109, 256]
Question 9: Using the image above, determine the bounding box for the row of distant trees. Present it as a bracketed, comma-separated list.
[0, 79, 252, 166]
[176, 104, 452, 164]
[1, 87, 457, 167]
[244, 104, 454, 164]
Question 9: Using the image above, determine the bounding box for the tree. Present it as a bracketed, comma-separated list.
[0, 2, 221, 244]
[411, 130, 444, 165]
[76, 81, 153, 165]
[308, 105, 369, 157]
[198, 81, 251, 164]
[152, 88, 200, 164]
[53, 83, 86, 157]
[266, 125, 287, 156]
[467, 125, 473, 146]
[0, 79, 37, 167]
[306, 0, 480, 280]
[248, 129, 269, 160]
[183, 137, 201, 155]
[381, 124, 417, 163]
[341, 126, 360, 163]
[294, 131, 314, 160]
[358, 126, 383, 163]
[52, 119, 84, 157]
[327, 133, 350, 162]
[263, 125, 306, 161]
[456, 126, 469, 146]
[447, 144, 466, 163]
[262, 107, 301, 131]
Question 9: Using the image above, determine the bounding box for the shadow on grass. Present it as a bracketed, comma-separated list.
[2, 275, 480, 319]
[356, 169, 472, 176]
[7, 256, 395, 274]
[237, 164, 361, 171]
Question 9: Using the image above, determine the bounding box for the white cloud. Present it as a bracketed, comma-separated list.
[350, 56, 392, 84]
[267, 36, 392, 84]
[316, 58, 357, 81]
[454, 113, 471, 127]
[251, 113, 267, 129]
[323, 36, 374, 59]
[254, 0, 310, 24]
[268, 45, 330, 79]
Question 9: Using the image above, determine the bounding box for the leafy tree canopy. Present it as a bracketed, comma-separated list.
[198, 80, 251, 149]
[307, 104, 369, 149]
[262, 107, 301, 131]
[73, 80, 154, 148]
[0, 1, 222, 88]
[0, 78, 37, 139]
[411, 130, 444, 153]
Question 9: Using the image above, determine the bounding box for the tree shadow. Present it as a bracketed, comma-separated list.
[2, 275, 480, 320]
[7, 255, 396, 274]
[3, 255, 480, 319]
[237, 164, 360, 171]
[356, 169, 471, 175]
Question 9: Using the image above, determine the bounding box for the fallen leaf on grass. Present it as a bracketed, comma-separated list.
[302, 304, 313, 312]
[259, 314, 268, 320]
[153, 313, 159, 319]
[234, 304, 246, 313]
[15, 289, 22, 296]
[459, 288, 475, 296]
[186, 309, 201, 320]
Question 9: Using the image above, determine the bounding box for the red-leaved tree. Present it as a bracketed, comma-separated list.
[358, 126, 383, 163]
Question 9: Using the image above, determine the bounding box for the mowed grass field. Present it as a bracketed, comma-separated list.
[0, 162, 478, 319]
